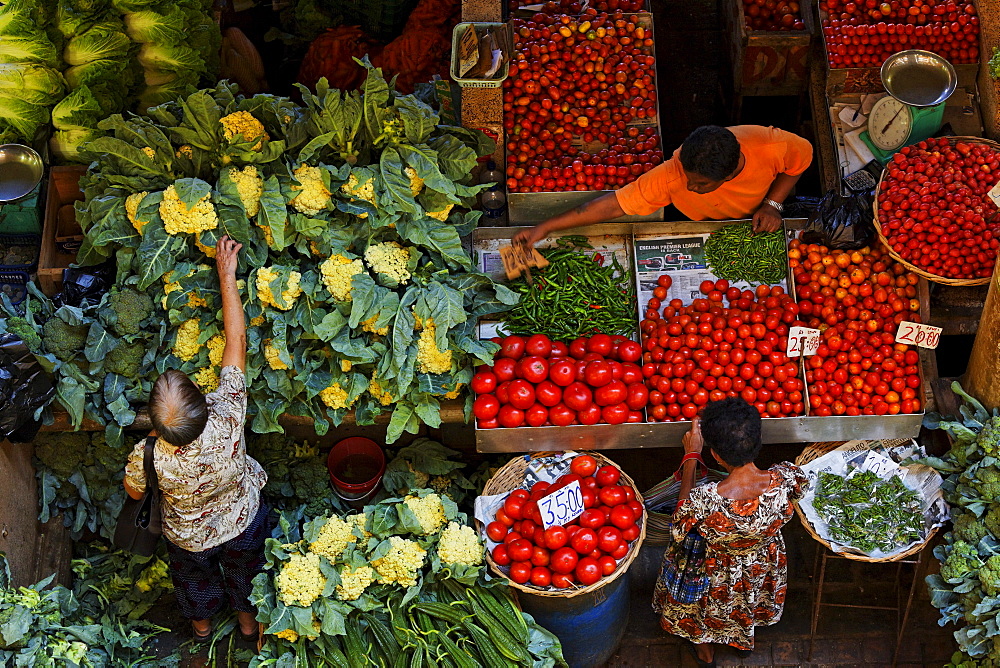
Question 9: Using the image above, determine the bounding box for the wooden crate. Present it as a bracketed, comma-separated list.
[724, 0, 813, 96]
[39, 166, 86, 297]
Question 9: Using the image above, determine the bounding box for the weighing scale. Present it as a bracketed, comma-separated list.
[859, 50, 957, 163]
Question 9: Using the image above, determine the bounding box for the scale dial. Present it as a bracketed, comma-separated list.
[868, 96, 912, 152]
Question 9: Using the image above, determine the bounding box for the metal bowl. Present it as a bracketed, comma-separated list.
[881, 50, 957, 107]
[0, 144, 43, 203]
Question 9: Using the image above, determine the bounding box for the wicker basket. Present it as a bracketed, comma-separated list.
[479, 451, 647, 598]
[794, 441, 939, 562]
[873, 135, 1000, 287]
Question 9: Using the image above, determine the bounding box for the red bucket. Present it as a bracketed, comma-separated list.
[326, 437, 386, 498]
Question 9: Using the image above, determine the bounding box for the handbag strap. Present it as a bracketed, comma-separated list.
[142, 436, 159, 492]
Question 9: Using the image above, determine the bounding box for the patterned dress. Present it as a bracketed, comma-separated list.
[652, 463, 806, 650]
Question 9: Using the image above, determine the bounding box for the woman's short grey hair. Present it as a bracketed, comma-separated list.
[149, 370, 208, 446]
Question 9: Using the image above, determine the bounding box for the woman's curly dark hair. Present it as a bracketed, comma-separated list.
[700, 397, 761, 467]
[679, 126, 741, 181]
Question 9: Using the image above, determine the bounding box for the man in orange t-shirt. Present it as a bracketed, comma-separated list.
[513, 125, 813, 246]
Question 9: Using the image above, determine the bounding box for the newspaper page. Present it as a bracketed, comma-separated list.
[798, 439, 949, 559]
[634, 233, 788, 308]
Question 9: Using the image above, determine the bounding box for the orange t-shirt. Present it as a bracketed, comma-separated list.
[615, 126, 813, 220]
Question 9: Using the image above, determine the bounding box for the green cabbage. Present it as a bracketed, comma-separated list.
[0, 63, 65, 104]
[0, 35, 60, 66]
[136, 78, 194, 112]
[123, 7, 185, 44]
[0, 12, 35, 36]
[50, 128, 102, 163]
[51, 84, 102, 130]
[64, 58, 127, 87]
[0, 94, 49, 138]
[63, 24, 131, 66]
[136, 42, 204, 74]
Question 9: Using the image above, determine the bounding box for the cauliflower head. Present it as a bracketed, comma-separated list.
[372, 536, 426, 588]
[319, 382, 354, 410]
[405, 493, 446, 535]
[264, 339, 288, 370]
[290, 164, 331, 215]
[173, 319, 202, 361]
[107, 287, 153, 336]
[256, 267, 302, 311]
[309, 515, 357, 563]
[276, 552, 326, 607]
[416, 318, 452, 374]
[160, 184, 218, 236]
[341, 173, 376, 218]
[364, 241, 412, 286]
[427, 204, 454, 221]
[437, 522, 483, 566]
[404, 167, 423, 197]
[953, 511, 989, 545]
[336, 565, 375, 601]
[207, 333, 226, 367]
[230, 165, 263, 217]
[978, 416, 1000, 459]
[320, 254, 364, 302]
[972, 465, 1000, 502]
[125, 191, 150, 234]
[193, 366, 220, 392]
[220, 111, 269, 150]
[369, 373, 394, 406]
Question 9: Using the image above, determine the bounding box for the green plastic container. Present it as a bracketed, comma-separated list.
[0, 182, 43, 235]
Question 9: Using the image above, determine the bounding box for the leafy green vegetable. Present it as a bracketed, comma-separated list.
[990, 48, 1000, 81]
[0, 63, 65, 104]
[381, 438, 475, 505]
[63, 23, 131, 66]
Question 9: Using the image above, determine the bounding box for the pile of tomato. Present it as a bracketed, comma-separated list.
[472, 333, 649, 429]
[485, 455, 643, 589]
[790, 240, 923, 415]
[821, 0, 980, 68]
[877, 137, 1000, 281]
[503, 8, 663, 193]
[508, 0, 647, 15]
[742, 0, 806, 31]
[639, 275, 806, 421]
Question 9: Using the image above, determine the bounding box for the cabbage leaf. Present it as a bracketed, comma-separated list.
[63, 24, 131, 66]
[52, 84, 103, 130]
[0, 94, 50, 137]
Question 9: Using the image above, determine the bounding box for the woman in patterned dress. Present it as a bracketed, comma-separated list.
[653, 397, 806, 667]
[124, 236, 269, 643]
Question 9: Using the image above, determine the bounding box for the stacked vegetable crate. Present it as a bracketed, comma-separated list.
[39, 167, 86, 297]
[723, 0, 813, 96]
[472, 220, 930, 453]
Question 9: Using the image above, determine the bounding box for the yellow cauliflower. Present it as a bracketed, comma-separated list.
[368, 373, 394, 406]
[230, 165, 263, 217]
[309, 241, 322, 256]
[340, 360, 352, 372]
[348, 512, 371, 538]
[441, 383, 463, 400]
[258, 223, 275, 247]
[364, 241, 412, 285]
[276, 552, 326, 607]
[275, 628, 299, 642]
[220, 111, 269, 150]
[437, 522, 483, 566]
[309, 516, 356, 563]
[290, 164, 331, 215]
[125, 192, 149, 234]
[361, 314, 388, 336]
[320, 254, 364, 301]
[416, 318, 452, 374]
[335, 566, 375, 601]
[341, 173, 375, 218]
[249, 315, 266, 327]
[176, 144, 194, 159]
[173, 319, 201, 361]
[141, 146, 155, 158]
[207, 333, 225, 366]
[264, 339, 288, 370]
[194, 239, 217, 258]
[427, 204, 454, 221]
[372, 536, 425, 588]
[256, 267, 302, 311]
[160, 184, 218, 236]
[404, 167, 423, 197]
[193, 366, 220, 392]
[404, 493, 446, 535]
[319, 382, 353, 410]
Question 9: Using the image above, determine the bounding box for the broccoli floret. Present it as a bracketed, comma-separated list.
[971, 465, 1000, 502]
[980, 555, 1000, 596]
[33, 432, 91, 479]
[954, 511, 989, 545]
[941, 540, 982, 582]
[105, 288, 154, 336]
[5, 316, 41, 351]
[41, 318, 88, 362]
[978, 416, 1000, 459]
[986, 507, 1000, 540]
[104, 341, 144, 377]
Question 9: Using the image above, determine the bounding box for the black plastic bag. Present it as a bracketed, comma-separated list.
[803, 189, 875, 250]
[784, 195, 823, 219]
[0, 333, 54, 441]
[56, 261, 113, 308]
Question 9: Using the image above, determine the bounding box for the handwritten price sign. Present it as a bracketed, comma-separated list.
[786, 326, 821, 357]
[538, 480, 584, 530]
[895, 321, 942, 349]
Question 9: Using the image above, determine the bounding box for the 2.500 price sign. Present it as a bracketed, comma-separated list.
[895, 321, 942, 350]
[538, 480, 584, 530]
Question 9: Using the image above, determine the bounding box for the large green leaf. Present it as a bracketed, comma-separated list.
[395, 96, 438, 144]
[258, 175, 288, 251]
[85, 322, 116, 363]
[379, 147, 417, 213]
[428, 135, 479, 182]
[135, 223, 184, 289]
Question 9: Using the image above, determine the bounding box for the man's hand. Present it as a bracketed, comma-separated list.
[215, 235, 243, 278]
[512, 225, 547, 247]
[751, 202, 783, 233]
[681, 416, 703, 455]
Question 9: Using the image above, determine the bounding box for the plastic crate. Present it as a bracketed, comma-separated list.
[0, 182, 43, 235]
[0, 270, 29, 308]
[339, 0, 420, 41]
[0, 234, 41, 273]
[450, 23, 510, 88]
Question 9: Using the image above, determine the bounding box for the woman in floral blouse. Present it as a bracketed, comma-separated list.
[124, 236, 269, 643]
[653, 397, 806, 667]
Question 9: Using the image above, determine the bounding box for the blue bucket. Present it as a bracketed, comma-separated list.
[518, 570, 631, 668]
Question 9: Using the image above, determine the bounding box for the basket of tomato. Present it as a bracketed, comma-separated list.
[478, 451, 646, 597]
[874, 136, 1000, 286]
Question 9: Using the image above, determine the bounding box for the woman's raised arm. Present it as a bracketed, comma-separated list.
[216, 236, 247, 371]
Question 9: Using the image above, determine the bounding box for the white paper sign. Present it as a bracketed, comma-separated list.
[895, 321, 941, 349]
[988, 181, 1000, 207]
[786, 326, 820, 357]
[537, 480, 584, 530]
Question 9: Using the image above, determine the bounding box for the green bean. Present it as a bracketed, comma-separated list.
[703, 221, 787, 285]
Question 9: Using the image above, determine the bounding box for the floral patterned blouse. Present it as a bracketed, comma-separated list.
[653, 462, 806, 650]
[125, 366, 267, 552]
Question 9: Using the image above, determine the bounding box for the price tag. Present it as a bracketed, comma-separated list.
[989, 181, 1000, 208]
[895, 321, 942, 349]
[537, 480, 584, 530]
[786, 326, 820, 357]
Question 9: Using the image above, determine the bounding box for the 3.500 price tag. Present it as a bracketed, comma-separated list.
[895, 321, 942, 349]
[538, 480, 584, 530]
[786, 326, 821, 357]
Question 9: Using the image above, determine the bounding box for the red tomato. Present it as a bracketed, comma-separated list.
[587, 334, 613, 356]
[602, 403, 629, 425]
[477, 417, 499, 429]
[486, 521, 508, 542]
[595, 465, 621, 487]
[616, 340, 642, 363]
[495, 507, 514, 526]
[578, 508, 605, 529]
[507, 380, 536, 410]
[510, 561, 532, 584]
[575, 557, 602, 586]
[570, 528, 598, 554]
[563, 382, 594, 411]
[519, 519, 537, 540]
[471, 371, 497, 394]
[571, 455, 598, 477]
[610, 541, 629, 559]
[504, 495, 525, 520]
[627, 500, 644, 518]
[550, 341, 569, 357]
[495, 381, 511, 405]
[530, 481, 551, 500]
[493, 358, 517, 382]
[504, 531, 523, 545]
[610, 504, 635, 529]
[584, 361, 613, 387]
[594, 380, 627, 406]
[569, 338, 588, 359]
[531, 546, 550, 567]
[549, 360, 576, 386]
[498, 405, 525, 428]
[597, 526, 623, 553]
[550, 547, 579, 574]
[626, 383, 649, 410]
[657, 274, 673, 289]
[507, 539, 533, 562]
[621, 363, 643, 385]
[621, 524, 640, 542]
[581, 476, 598, 490]
[492, 544, 511, 566]
[580, 487, 597, 509]
[473, 394, 500, 420]
[500, 336, 526, 359]
[530, 566, 552, 587]
[551, 572, 575, 589]
[517, 356, 549, 384]
[548, 403, 576, 427]
[535, 380, 563, 407]
[525, 404, 548, 427]
[599, 486, 626, 507]
[598, 555, 617, 576]
[578, 403, 602, 425]
[544, 526, 569, 550]
[525, 334, 553, 357]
